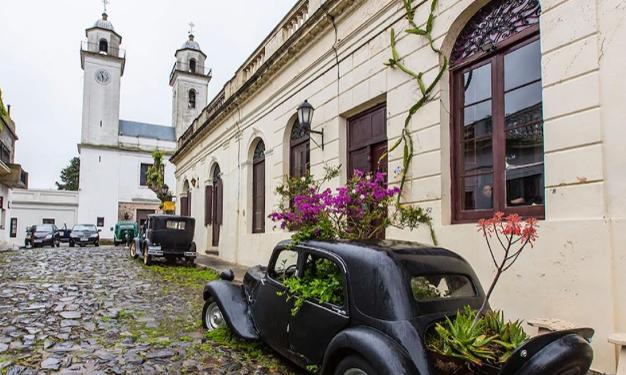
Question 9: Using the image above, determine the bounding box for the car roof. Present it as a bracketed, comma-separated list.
[278, 239, 483, 320]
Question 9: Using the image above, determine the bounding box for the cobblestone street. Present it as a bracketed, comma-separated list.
[0, 247, 300, 374]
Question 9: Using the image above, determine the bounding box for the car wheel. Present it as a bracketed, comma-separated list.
[69, 241, 74, 247]
[143, 245, 152, 266]
[95, 241, 99, 247]
[129, 242, 138, 259]
[56, 241, 60, 247]
[335, 355, 378, 375]
[202, 300, 225, 331]
[186, 257, 195, 267]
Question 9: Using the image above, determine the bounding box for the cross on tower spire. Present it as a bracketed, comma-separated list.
[188, 22, 195, 35]
[102, 0, 109, 13]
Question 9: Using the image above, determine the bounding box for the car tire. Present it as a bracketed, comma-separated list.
[143, 245, 152, 266]
[95, 241, 99, 247]
[114, 240, 119, 246]
[202, 299, 225, 331]
[129, 242, 138, 259]
[69, 241, 74, 247]
[334, 355, 378, 375]
[186, 257, 195, 266]
[56, 241, 60, 247]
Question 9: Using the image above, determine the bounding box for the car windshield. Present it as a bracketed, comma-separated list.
[34, 225, 54, 232]
[410, 274, 475, 302]
[119, 224, 135, 229]
[73, 225, 96, 231]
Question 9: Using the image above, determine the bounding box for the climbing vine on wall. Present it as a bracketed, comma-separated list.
[382, 0, 448, 245]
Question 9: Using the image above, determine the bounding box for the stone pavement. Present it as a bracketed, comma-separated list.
[0, 246, 300, 374]
[195, 254, 249, 282]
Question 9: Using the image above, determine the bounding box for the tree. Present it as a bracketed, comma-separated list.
[146, 151, 172, 205]
[56, 157, 80, 191]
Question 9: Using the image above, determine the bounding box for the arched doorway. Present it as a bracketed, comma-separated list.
[210, 165, 223, 246]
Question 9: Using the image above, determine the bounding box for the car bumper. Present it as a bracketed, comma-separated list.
[71, 237, 98, 245]
[30, 238, 54, 246]
[147, 246, 196, 257]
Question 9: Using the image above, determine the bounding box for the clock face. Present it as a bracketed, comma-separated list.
[95, 69, 111, 85]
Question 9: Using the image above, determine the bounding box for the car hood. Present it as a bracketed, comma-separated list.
[33, 232, 52, 238]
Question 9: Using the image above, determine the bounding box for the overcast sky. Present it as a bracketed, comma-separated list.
[0, 0, 296, 189]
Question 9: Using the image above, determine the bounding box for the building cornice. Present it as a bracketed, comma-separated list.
[78, 143, 175, 156]
[171, 0, 357, 164]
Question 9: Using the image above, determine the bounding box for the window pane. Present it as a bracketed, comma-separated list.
[505, 40, 541, 91]
[506, 166, 544, 206]
[463, 138, 492, 174]
[271, 249, 298, 281]
[464, 100, 492, 127]
[505, 81, 542, 117]
[410, 274, 475, 302]
[463, 63, 491, 105]
[462, 174, 493, 210]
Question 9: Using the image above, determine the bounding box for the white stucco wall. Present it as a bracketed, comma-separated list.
[173, 0, 625, 371]
[9, 189, 79, 247]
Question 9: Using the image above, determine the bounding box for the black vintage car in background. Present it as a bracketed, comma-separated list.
[129, 215, 196, 266]
[201, 240, 594, 375]
[69, 224, 100, 247]
[24, 224, 60, 248]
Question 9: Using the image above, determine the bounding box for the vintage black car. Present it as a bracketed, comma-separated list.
[129, 215, 196, 266]
[69, 224, 100, 247]
[25, 224, 60, 248]
[201, 240, 594, 375]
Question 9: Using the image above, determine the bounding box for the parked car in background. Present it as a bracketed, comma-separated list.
[201, 240, 594, 375]
[69, 224, 100, 247]
[25, 224, 60, 248]
[129, 215, 196, 266]
[111, 221, 138, 246]
[57, 224, 72, 243]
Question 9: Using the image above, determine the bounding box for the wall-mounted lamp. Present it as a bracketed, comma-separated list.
[298, 100, 324, 150]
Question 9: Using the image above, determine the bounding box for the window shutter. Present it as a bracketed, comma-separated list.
[187, 191, 192, 217]
[215, 180, 224, 225]
[180, 197, 188, 216]
[205, 185, 213, 226]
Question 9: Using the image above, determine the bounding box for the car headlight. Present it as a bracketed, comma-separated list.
[90, 234, 98, 238]
[45, 234, 52, 239]
[70, 234, 78, 238]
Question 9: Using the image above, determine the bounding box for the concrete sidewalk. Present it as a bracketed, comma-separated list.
[196, 253, 249, 282]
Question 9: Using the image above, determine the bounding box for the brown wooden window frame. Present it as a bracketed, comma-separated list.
[450, 25, 545, 223]
[252, 141, 266, 234]
[289, 120, 310, 179]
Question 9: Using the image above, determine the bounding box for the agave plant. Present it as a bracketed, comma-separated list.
[430, 307, 498, 366]
[482, 311, 530, 362]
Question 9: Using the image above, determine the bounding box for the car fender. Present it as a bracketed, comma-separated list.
[320, 326, 420, 375]
[203, 280, 259, 341]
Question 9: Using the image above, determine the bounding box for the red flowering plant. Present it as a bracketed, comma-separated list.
[474, 212, 539, 326]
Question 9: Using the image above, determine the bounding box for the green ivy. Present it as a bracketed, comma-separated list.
[382, 0, 449, 245]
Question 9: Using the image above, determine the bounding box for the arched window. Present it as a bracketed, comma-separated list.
[188, 89, 196, 109]
[252, 141, 266, 233]
[98, 39, 108, 54]
[181, 180, 191, 217]
[450, 0, 543, 223]
[189, 58, 197, 74]
[289, 120, 310, 178]
[206, 165, 223, 246]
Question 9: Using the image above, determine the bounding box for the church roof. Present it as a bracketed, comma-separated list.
[119, 120, 176, 142]
[94, 13, 114, 31]
[181, 34, 202, 51]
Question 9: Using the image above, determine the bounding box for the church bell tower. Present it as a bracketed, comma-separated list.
[170, 24, 211, 140]
[79, 10, 125, 147]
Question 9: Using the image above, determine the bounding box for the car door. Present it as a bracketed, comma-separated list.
[250, 247, 299, 354]
[288, 250, 350, 365]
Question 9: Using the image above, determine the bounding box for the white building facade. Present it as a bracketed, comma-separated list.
[171, 0, 626, 372]
[76, 13, 209, 238]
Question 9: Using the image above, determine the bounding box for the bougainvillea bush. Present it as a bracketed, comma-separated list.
[270, 167, 429, 243]
[269, 166, 431, 315]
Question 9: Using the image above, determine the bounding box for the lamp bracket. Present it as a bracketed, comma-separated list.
[309, 128, 324, 150]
